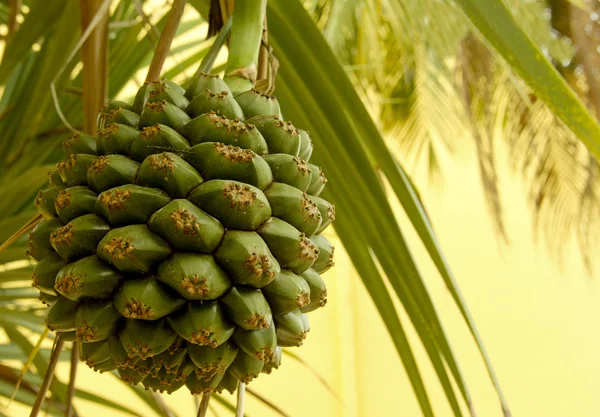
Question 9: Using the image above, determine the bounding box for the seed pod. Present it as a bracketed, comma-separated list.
[117, 366, 147, 386]
[50, 214, 110, 262]
[156, 253, 231, 300]
[63, 132, 97, 156]
[274, 309, 310, 347]
[234, 90, 281, 119]
[148, 200, 224, 254]
[119, 319, 177, 359]
[38, 292, 58, 306]
[216, 372, 239, 394]
[310, 234, 335, 274]
[87, 155, 140, 193]
[184, 142, 273, 190]
[306, 163, 327, 196]
[47, 169, 65, 188]
[262, 154, 311, 191]
[185, 73, 232, 100]
[104, 100, 134, 112]
[34, 187, 62, 219]
[55, 186, 97, 223]
[182, 112, 268, 154]
[143, 368, 186, 394]
[174, 358, 196, 381]
[186, 89, 244, 120]
[246, 115, 301, 156]
[135, 357, 154, 378]
[186, 371, 225, 394]
[167, 301, 234, 347]
[95, 184, 170, 226]
[32, 252, 65, 295]
[310, 195, 335, 235]
[79, 339, 112, 366]
[232, 321, 277, 362]
[109, 335, 140, 369]
[187, 341, 239, 380]
[153, 345, 187, 373]
[45, 296, 78, 331]
[54, 255, 123, 301]
[262, 270, 311, 314]
[264, 183, 322, 236]
[97, 123, 139, 156]
[57, 154, 96, 187]
[261, 346, 282, 374]
[75, 300, 121, 342]
[298, 130, 314, 162]
[27, 218, 63, 261]
[257, 218, 319, 274]
[146, 80, 190, 110]
[113, 276, 185, 320]
[130, 124, 190, 162]
[90, 358, 118, 373]
[139, 101, 190, 134]
[220, 286, 273, 330]
[137, 153, 203, 198]
[299, 268, 327, 313]
[100, 102, 140, 127]
[134, 80, 186, 114]
[227, 350, 264, 384]
[97, 225, 172, 274]
[215, 231, 280, 288]
[189, 180, 270, 231]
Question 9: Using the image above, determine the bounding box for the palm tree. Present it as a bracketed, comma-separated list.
[0, 0, 598, 416]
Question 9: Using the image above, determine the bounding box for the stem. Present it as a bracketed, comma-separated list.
[235, 383, 245, 417]
[145, 0, 187, 83]
[29, 337, 65, 417]
[65, 343, 78, 417]
[196, 393, 211, 417]
[0, 214, 42, 254]
[194, 15, 232, 77]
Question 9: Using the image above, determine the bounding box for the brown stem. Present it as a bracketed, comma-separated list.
[0, 214, 42, 254]
[196, 393, 211, 417]
[29, 337, 65, 417]
[145, 0, 187, 83]
[65, 343, 78, 417]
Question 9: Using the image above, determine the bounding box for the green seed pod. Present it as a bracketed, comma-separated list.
[167, 301, 235, 347]
[184, 143, 273, 190]
[119, 319, 177, 359]
[153, 345, 187, 373]
[75, 300, 121, 342]
[95, 184, 171, 226]
[113, 276, 185, 320]
[227, 350, 264, 384]
[220, 286, 273, 330]
[257, 218, 319, 274]
[233, 89, 281, 119]
[299, 268, 327, 313]
[187, 341, 239, 380]
[246, 115, 301, 156]
[261, 346, 282, 374]
[117, 366, 147, 386]
[97, 123, 139, 156]
[264, 183, 322, 236]
[130, 124, 190, 162]
[50, 214, 110, 262]
[32, 252, 65, 295]
[186, 371, 225, 394]
[186, 89, 244, 120]
[174, 359, 195, 381]
[100, 102, 140, 127]
[262, 270, 311, 314]
[148, 200, 224, 254]
[97, 225, 172, 274]
[47, 169, 66, 188]
[143, 368, 186, 394]
[310, 234, 335, 274]
[55, 186, 97, 223]
[185, 73, 232, 100]
[90, 358, 118, 373]
[274, 309, 310, 347]
[188, 180, 271, 231]
[139, 101, 190, 134]
[310, 195, 335, 235]
[232, 321, 277, 363]
[38, 292, 58, 306]
[58, 330, 77, 342]
[137, 153, 203, 198]
[215, 231, 280, 288]
[298, 130, 314, 162]
[27, 218, 63, 261]
[54, 255, 123, 301]
[217, 372, 239, 394]
[109, 335, 140, 369]
[135, 357, 154, 377]
[45, 296, 78, 331]
[135, 80, 187, 113]
[79, 339, 112, 366]
[34, 187, 61, 219]
[182, 112, 268, 154]
[156, 253, 231, 300]
[87, 155, 140, 193]
[63, 132, 97, 156]
[262, 154, 311, 191]
[57, 154, 96, 187]
[306, 163, 327, 196]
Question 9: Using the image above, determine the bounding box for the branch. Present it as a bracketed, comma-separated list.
[29, 337, 65, 417]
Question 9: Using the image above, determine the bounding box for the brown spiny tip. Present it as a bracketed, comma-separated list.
[123, 298, 154, 319]
[45, 319, 58, 331]
[318, 167, 328, 184]
[240, 374, 258, 384]
[149, 153, 175, 172]
[195, 361, 226, 381]
[215, 142, 254, 163]
[170, 208, 201, 235]
[140, 123, 161, 139]
[319, 288, 328, 307]
[102, 237, 135, 260]
[102, 106, 122, 121]
[145, 100, 167, 112]
[275, 118, 299, 135]
[34, 190, 44, 208]
[293, 156, 311, 175]
[190, 329, 218, 347]
[55, 189, 71, 209]
[167, 339, 183, 354]
[328, 247, 335, 268]
[328, 204, 336, 221]
[57, 154, 78, 171]
[223, 182, 256, 208]
[245, 251, 276, 279]
[76, 321, 97, 342]
[148, 80, 167, 96]
[257, 347, 277, 363]
[249, 89, 277, 101]
[63, 132, 80, 148]
[297, 290, 311, 308]
[99, 188, 131, 211]
[90, 155, 109, 173]
[301, 193, 321, 222]
[120, 375, 139, 386]
[181, 275, 209, 296]
[205, 89, 229, 100]
[130, 342, 153, 360]
[54, 274, 82, 294]
[299, 235, 319, 262]
[247, 313, 270, 329]
[50, 224, 74, 246]
[98, 123, 118, 139]
[199, 73, 219, 79]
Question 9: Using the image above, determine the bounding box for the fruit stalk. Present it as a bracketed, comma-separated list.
[196, 393, 211, 417]
[66, 343, 79, 417]
[236, 382, 245, 417]
[29, 337, 65, 417]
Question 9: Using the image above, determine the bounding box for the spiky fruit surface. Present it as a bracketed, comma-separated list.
[30, 77, 335, 395]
